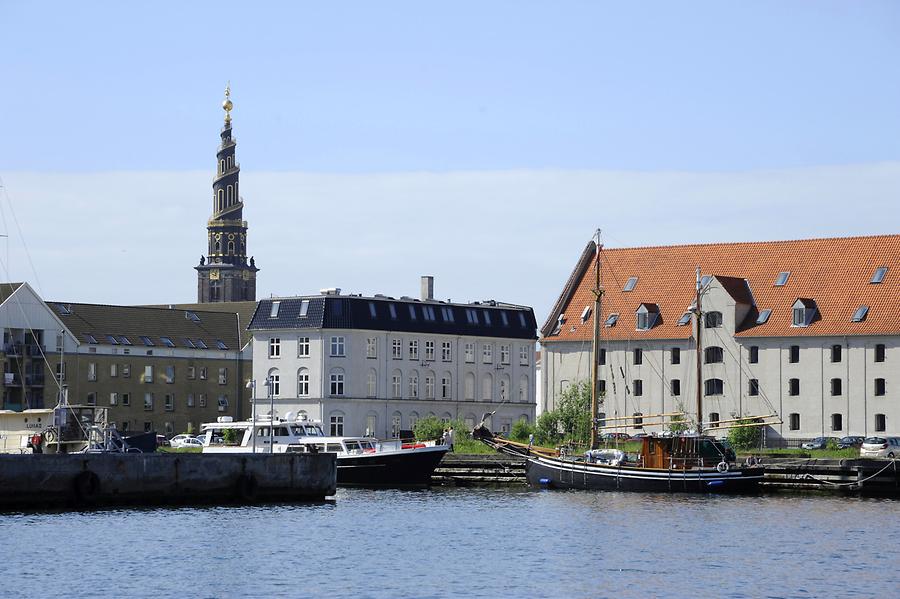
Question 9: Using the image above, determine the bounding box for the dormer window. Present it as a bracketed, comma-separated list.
[636, 304, 660, 331]
[851, 305, 869, 323]
[605, 313, 619, 327]
[775, 272, 790, 286]
[269, 301, 281, 318]
[623, 277, 638, 292]
[299, 299, 310, 318]
[791, 298, 817, 327]
[870, 267, 887, 284]
[756, 309, 772, 325]
[704, 311, 723, 328]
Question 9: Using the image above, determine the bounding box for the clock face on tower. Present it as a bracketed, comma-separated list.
[210, 269, 220, 281]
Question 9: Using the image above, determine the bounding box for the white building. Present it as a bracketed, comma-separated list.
[248, 278, 538, 438]
[541, 235, 898, 443]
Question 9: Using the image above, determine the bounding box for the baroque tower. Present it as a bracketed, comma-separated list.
[196, 84, 259, 302]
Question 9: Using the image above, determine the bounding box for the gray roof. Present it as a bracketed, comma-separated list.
[249, 295, 537, 340]
[0, 282, 24, 305]
[46, 302, 242, 350]
[153, 301, 257, 347]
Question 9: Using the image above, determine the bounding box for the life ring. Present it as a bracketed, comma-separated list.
[744, 456, 759, 467]
[44, 429, 57, 443]
[73, 470, 101, 503]
[235, 474, 258, 502]
[716, 461, 729, 473]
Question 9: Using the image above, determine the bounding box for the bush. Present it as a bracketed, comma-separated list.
[727, 419, 762, 450]
[510, 418, 535, 442]
[413, 416, 445, 442]
[557, 380, 592, 445]
[535, 410, 562, 446]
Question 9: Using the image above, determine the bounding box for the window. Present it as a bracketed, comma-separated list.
[482, 373, 493, 401]
[409, 372, 419, 398]
[106, 335, 120, 345]
[269, 301, 281, 318]
[425, 374, 435, 399]
[789, 413, 800, 430]
[144, 393, 154, 411]
[199, 367, 207, 380]
[269, 338, 281, 358]
[109, 392, 118, 406]
[389, 304, 398, 320]
[636, 305, 659, 330]
[182, 338, 196, 349]
[598, 348, 606, 366]
[482, 344, 493, 364]
[870, 266, 888, 284]
[709, 413, 720, 426]
[632, 412, 643, 429]
[633, 348, 642, 365]
[670, 379, 680, 396]
[830, 413, 842, 432]
[409, 340, 419, 361]
[144, 422, 152, 433]
[392, 373, 401, 398]
[368, 302, 377, 319]
[851, 306, 869, 322]
[165, 394, 174, 412]
[217, 396, 228, 412]
[705, 378, 724, 396]
[143, 365, 153, 383]
[580, 306, 591, 323]
[165, 365, 175, 384]
[465, 309, 479, 325]
[465, 343, 475, 363]
[831, 344, 842, 363]
[704, 347, 724, 364]
[55, 362, 66, 382]
[605, 313, 619, 327]
[330, 414, 344, 436]
[464, 373, 475, 400]
[393, 339, 403, 359]
[297, 369, 310, 397]
[520, 375, 529, 402]
[83, 333, 98, 344]
[442, 342, 453, 362]
[330, 372, 345, 396]
[499, 344, 509, 364]
[160, 337, 176, 348]
[788, 378, 800, 396]
[597, 379, 606, 395]
[391, 413, 401, 438]
[297, 337, 310, 357]
[441, 375, 451, 399]
[440, 306, 453, 322]
[139, 336, 154, 347]
[86, 392, 96, 406]
[700, 275, 712, 289]
[622, 277, 638, 292]
[215, 340, 228, 350]
[789, 345, 800, 363]
[874, 378, 886, 396]
[831, 378, 842, 396]
[218, 368, 227, 385]
[330, 336, 345, 357]
[676, 312, 692, 326]
[269, 372, 280, 397]
[299, 299, 310, 317]
[519, 345, 529, 365]
[875, 413, 886, 432]
[775, 272, 790, 286]
[756, 309, 772, 325]
[749, 379, 759, 396]
[671, 348, 680, 365]
[110, 363, 118, 377]
[705, 311, 723, 328]
[187, 366, 196, 380]
[199, 394, 207, 408]
[408, 304, 417, 320]
[875, 344, 886, 363]
[87, 362, 97, 382]
[633, 379, 643, 396]
[366, 337, 377, 359]
[425, 341, 435, 361]
[749, 346, 759, 364]
[187, 393, 195, 408]
[792, 299, 817, 327]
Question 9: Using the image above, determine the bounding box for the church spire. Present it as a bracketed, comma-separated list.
[195, 84, 259, 303]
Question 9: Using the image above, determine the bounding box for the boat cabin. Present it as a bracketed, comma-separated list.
[640, 436, 736, 469]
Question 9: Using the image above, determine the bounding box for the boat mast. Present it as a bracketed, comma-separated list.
[589, 230, 603, 450]
[695, 266, 703, 435]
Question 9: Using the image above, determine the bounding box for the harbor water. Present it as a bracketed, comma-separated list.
[2, 488, 898, 598]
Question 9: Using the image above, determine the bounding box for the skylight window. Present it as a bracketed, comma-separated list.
[466, 309, 479, 325]
[871, 267, 887, 284]
[269, 301, 281, 318]
[581, 306, 592, 323]
[56, 304, 71, 316]
[215, 339, 228, 350]
[140, 336, 154, 347]
[83, 333, 98, 344]
[119, 336, 132, 346]
[851, 305, 869, 322]
[518, 312, 527, 328]
[700, 275, 712, 289]
[441, 307, 454, 323]
[676, 312, 692, 326]
[775, 272, 790, 286]
[605, 313, 619, 327]
[160, 337, 176, 348]
[756, 309, 772, 325]
[299, 300, 310, 318]
[623, 277, 638, 292]
[423, 306, 436, 321]
[185, 311, 200, 323]
[500, 311, 509, 326]
[183, 338, 196, 349]
[195, 339, 208, 349]
[408, 304, 417, 320]
[483, 310, 492, 326]
[389, 304, 398, 320]
[368, 302, 377, 318]
[106, 335, 120, 345]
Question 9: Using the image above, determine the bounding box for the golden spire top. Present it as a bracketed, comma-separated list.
[222, 82, 233, 124]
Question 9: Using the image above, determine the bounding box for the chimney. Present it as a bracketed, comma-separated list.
[420, 276, 434, 301]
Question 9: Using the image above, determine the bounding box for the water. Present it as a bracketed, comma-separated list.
[2, 488, 898, 598]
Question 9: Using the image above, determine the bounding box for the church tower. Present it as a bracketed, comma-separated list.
[196, 84, 259, 303]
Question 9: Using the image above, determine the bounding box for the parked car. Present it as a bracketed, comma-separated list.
[801, 437, 839, 450]
[630, 433, 650, 440]
[860, 437, 900, 459]
[171, 435, 204, 448]
[601, 432, 630, 441]
[837, 436, 865, 450]
[169, 434, 194, 447]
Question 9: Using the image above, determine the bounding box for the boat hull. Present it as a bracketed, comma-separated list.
[337, 446, 448, 487]
[526, 454, 764, 493]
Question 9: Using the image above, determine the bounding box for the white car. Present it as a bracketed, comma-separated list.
[859, 436, 900, 459]
[170, 434, 202, 448]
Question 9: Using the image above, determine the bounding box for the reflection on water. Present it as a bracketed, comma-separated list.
[2, 488, 898, 598]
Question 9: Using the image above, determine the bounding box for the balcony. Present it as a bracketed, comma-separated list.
[25, 374, 45, 387]
[3, 373, 20, 386]
[3, 343, 23, 357]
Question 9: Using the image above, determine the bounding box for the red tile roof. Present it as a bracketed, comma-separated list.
[542, 234, 899, 342]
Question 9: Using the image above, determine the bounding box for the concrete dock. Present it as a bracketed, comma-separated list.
[0, 452, 336, 509]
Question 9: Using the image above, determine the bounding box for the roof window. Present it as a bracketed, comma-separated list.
[423, 305, 436, 321]
[389, 304, 398, 320]
[139, 336, 154, 347]
[791, 299, 817, 327]
[775, 272, 790, 286]
[215, 339, 228, 350]
[106, 335, 120, 345]
[483, 310, 492, 326]
[368, 302, 377, 319]
[851, 305, 869, 323]
[195, 339, 208, 349]
[299, 300, 310, 318]
[518, 312, 527, 328]
[676, 312, 692, 326]
[408, 304, 417, 320]
[269, 301, 281, 318]
[466, 309, 479, 325]
[56, 304, 71, 316]
[700, 275, 712, 289]
[622, 277, 638, 292]
[83, 333, 98, 344]
[756, 309, 772, 325]
[500, 311, 509, 326]
[605, 313, 619, 327]
[870, 267, 887, 284]
[581, 306, 592, 323]
[183, 338, 196, 349]
[441, 307, 454, 323]
[119, 336, 132, 346]
[636, 304, 660, 331]
[185, 311, 200, 323]
[160, 337, 176, 348]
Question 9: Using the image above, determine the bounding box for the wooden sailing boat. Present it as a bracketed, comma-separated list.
[474, 232, 768, 492]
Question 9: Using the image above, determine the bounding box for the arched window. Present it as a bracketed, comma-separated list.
[227, 241, 235, 254]
[392, 369, 403, 399]
[297, 368, 309, 397]
[704, 346, 724, 364]
[391, 412, 402, 437]
[365, 411, 378, 437]
[499, 374, 510, 402]
[464, 413, 477, 429]
[267, 368, 280, 398]
[366, 368, 377, 398]
[227, 185, 234, 204]
[217, 189, 224, 209]
[482, 372, 493, 401]
[704, 378, 724, 396]
[408, 370, 419, 399]
[214, 239, 221, 253]
[440, 372, 452, 399]
[464, 372, 475, 400]
[219, 159, 225, 174]
[441, 412, 452, 423]
[425, 371, 435, 399]
[520, 414, 530, 424]
[705, 311, 723, 328]
[409, 412, 420, 429]
[519, 375, 529, 402]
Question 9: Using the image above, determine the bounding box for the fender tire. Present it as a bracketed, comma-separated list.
[716, 461, 729, 473]
[73, 470, 101, 503]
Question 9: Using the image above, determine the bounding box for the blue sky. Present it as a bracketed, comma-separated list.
[1, 1, 899, 320]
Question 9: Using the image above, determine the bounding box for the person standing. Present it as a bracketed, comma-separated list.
[446, 426, 455, 452]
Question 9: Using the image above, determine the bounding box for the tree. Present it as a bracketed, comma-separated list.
[667, 403, 691, 435]
[727, 419, 762, 450]
[535, 411, 562, 446]
[510, 418, 535, 442]
[556, 380, 592, 445]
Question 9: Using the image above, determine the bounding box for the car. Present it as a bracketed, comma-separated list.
[155, 434, 170, 447]
[169, 434, 194, 447]
[601, 432, 630, 441]
[800, 436, 839, 450]
[860, 436, 900, 459]
[177, 437, 203, 448]
[630, 433, 651, 440]
[837, 436, 865, 450]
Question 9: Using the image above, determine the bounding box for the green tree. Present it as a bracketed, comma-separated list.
[413, 416, 445, 442]
[510, 417, 535, 442]
[727, 419, 762, 450]
[667, 403, 691, 435]
[535, 410, 562, 446]
[557, 380, 592, 445]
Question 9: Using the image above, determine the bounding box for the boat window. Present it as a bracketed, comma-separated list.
[306, 425, 324, 436]
[325, 443, 343, 453]
[344, 441, 362, 452]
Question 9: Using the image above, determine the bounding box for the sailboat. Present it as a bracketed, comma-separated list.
[474, 232, 769, 492]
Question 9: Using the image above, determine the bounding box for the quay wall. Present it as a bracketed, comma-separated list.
[0, 453, 336, 509]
